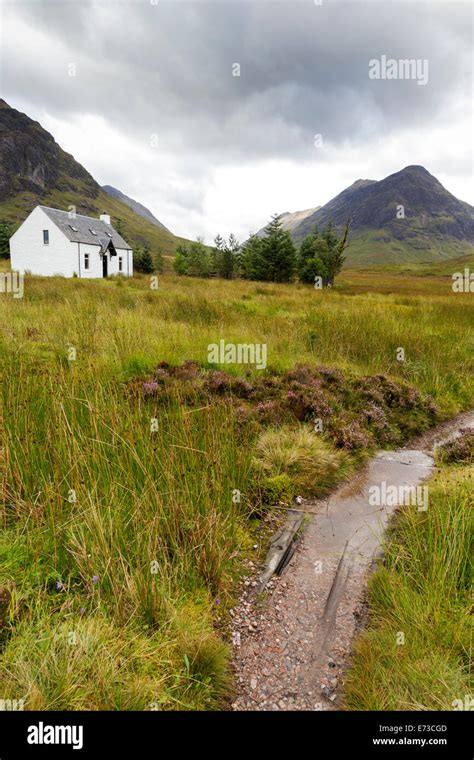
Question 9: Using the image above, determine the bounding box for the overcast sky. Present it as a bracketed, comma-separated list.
[1, 0, 472, 241]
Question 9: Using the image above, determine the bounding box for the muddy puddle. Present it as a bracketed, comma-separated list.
[314, 448, 433, 567]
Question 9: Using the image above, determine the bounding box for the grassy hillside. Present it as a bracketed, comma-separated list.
[344, 228, 474, 267]
[0, 189, 188, 258]
[0, 269, 472, 709]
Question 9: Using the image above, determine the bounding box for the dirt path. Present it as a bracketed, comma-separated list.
[231, 411, 474, 712]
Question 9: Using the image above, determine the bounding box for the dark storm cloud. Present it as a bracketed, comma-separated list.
[3, 0, 472, 161]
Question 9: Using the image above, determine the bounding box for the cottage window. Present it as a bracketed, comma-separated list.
[118, 256, 123, 272]
[84, 253, 90, 270]
[43, 230, 49, 244]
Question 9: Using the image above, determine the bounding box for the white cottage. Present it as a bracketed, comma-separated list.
[9, 205, 133, 278]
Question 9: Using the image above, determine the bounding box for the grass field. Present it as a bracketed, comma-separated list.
[0, 265, 472, 709]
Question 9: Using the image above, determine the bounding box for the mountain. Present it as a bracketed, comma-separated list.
[102, 185, 171, 233]
[0, 99, 186, 256]
[255, 206, 320, 237]
[291, 166, 474, 265]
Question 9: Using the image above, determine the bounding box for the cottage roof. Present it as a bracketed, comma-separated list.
[38, 206, 131, 249]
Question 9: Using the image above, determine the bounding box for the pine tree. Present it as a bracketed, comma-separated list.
[220, 234, 238, 279]
[260, 214, 296, 282]
[238, 234, 265, 279]
[297, 228, 319, 284]
[134, 243, 154, 273]
[0, 222, 12, 259]
[212, 234, 225, 277]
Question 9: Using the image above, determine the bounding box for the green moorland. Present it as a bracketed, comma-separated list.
[343, 229, 474, 267]
[0, 263, 472, 710]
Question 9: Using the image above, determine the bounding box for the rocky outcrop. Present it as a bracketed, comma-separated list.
[0, 99, 99, 201]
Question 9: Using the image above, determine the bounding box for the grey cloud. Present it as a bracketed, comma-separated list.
[2, 0, 472, 238]
[3, 0, 471, 161]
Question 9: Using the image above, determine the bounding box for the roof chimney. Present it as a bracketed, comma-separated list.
[100, 212, 111, 225]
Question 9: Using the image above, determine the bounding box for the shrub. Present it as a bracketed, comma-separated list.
[436, 428, 474, 465]
[134, 246, 155, 274]
[131, 362, 440, 453]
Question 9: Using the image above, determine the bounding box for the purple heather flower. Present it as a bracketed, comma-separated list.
[79, 607, 85, 615]
[56, 581, 63, 590]
[92, 575, 99, 584]
[142, 380, 159, 395]
[215, 598, 221, 606]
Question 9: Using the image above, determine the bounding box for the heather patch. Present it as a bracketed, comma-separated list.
[436, 428, 474, 465]
[130, 361, 439, 453]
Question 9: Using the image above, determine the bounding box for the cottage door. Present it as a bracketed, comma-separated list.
[102, 254, 108, 278]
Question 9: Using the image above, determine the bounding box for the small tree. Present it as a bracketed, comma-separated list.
[173, 244, 188, 275]
[0, 221, 13, 259]
[211, 233, 240, 279]
[187, 238, 211, 277]
[154, 247, 164, 273]
[298, 227, 326, 284]
[212, 234, 225, 278]
[140, 244, 155, 274]
[115, 218, 126, 238]
[134, 243, 154, 273]
[224, 233, 240, 279]
[238, 233, 264, 280]
[324, 221, 349, 286]
[297, 220, 350, 287]
[173, 238, 211, 277]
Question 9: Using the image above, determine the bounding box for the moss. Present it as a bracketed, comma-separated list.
[257, 473, 294, 508]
